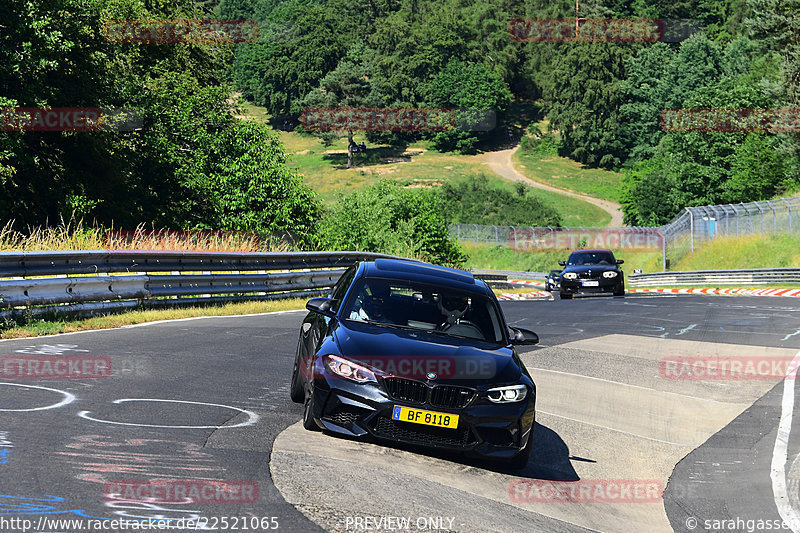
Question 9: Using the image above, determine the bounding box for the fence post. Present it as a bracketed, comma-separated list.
[493, 226, 498, 246]
[784, 199, 793, 234]
[511, 226, 517, 249]
[766, 200, 776, 234]
[756, 203, 765, 234]
[689, 208, 694, 252]
[661, 230, 666, 272]
[474, 224, 479, 243]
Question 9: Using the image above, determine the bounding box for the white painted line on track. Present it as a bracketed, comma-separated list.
[676, 324, 698, 336]
[0, 308, 307, 343]
[530, 367, 734, 404]
[783, 330, 800, 342]
[537, 410, 697, 447]
[77, 398, 259, 429]
[771, 350, 800, 533]
[0, 382, 76, 412]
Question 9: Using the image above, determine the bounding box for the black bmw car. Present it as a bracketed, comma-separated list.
[290, 258, 539, 468]
[558, 248, 625, 299]
[544, 269, 562, 291]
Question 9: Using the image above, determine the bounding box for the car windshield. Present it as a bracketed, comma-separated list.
[341, 278, 504, 343]
[567, 251, 615, 266]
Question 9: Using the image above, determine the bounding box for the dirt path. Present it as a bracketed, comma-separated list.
[479, 145, 625, 227]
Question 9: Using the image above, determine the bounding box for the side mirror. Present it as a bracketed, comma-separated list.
[558, 261, 566, 266]
[510, 327, 539, 346]
[616, 259, 624, 265]
[306, 297, 336, 318]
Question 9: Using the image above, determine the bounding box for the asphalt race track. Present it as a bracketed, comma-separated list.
[2, 294, 800, 533]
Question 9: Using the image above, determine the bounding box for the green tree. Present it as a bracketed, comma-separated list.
[545, 43, 633, 169]
[425, 59, 512, 153]
[298, 43, 384, 167]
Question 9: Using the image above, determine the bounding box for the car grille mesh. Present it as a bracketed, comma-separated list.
[374, 416, 475, 448]
[384, 377, 428, 404]
[430, 385, 475, 409]
[383, 377, 476, 409]
[324, 405, 363, 426]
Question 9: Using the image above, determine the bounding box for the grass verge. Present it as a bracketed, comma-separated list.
[0, 299, 307, 339]
[670, 233, 800, 270]
[513, 145, 623, 204]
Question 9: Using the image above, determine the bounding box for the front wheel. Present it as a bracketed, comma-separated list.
[613, 283, 625, 297]
[560, 292, 572, 300]
[507, 427, 534, 469]
[289, 343, 305, 403]
[302, 387, 320, 431]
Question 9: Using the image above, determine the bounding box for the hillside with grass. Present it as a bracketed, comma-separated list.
[241, 100, 616, 228]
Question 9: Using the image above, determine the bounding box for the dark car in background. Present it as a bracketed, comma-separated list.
[558, 249, 625, 299]
[544, 269, 562, 291]
[290, 258, 540, 468]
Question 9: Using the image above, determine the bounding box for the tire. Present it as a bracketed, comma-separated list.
[560, 292, 572, 300]
[507, 427, 534, 469]
[302, 387, 320, 431]
[613, 283, 625, 297]
[289, 345, 305, 403]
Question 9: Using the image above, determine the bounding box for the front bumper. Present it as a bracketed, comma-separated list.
[560, 276, 621, 294]
[308, 372, 536, 460]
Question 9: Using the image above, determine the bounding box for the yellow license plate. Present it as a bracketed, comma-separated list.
[391, 406, 459, 429]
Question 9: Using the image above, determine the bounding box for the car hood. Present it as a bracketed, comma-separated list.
[332, 321, 521, 384]
[562, 264, 619, 275]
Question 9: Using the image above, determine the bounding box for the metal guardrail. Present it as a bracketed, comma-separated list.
[0, 250, 400, 319]
[628, 268, 800, 287]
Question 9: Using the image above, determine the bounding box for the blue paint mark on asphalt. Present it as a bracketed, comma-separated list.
[0, 494, 116, 520]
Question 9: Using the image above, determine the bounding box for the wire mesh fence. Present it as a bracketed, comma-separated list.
[449, 195, 800, 271]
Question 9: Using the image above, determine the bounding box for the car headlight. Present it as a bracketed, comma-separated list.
[562, 272, 577, 280]
[602, 271, 618, 278]
[487, 384, 528, 403]
[324, 355, 376, 383]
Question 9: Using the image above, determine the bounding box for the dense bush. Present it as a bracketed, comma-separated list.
[439, 175, 562, 227]
[322, 181, 466, 267]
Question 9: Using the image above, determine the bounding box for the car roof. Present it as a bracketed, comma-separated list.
[360, 258, 488, 293]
